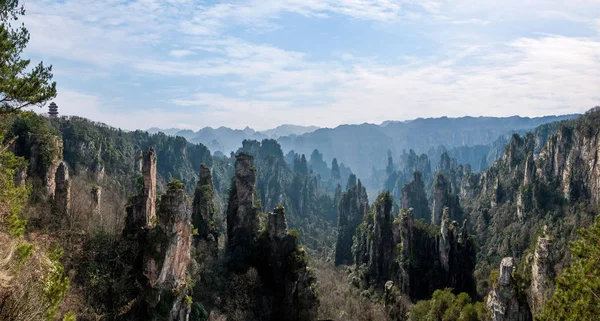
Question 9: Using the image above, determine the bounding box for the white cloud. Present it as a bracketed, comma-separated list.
[19, 0, 600, 131]
[169, 49, 195, 58]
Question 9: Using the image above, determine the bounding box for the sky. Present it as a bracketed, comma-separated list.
[22, 0, 600, 130]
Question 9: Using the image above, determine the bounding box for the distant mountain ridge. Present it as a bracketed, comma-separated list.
[277, 114, 580, 180]
[147, 124, 320, 154]
[147, 114, 580, 181]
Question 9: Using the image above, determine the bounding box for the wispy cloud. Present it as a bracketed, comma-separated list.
[21, 0, 600, 130]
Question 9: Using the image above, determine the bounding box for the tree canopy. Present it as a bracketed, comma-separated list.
[537, 216, 600, 321]
[0, 0, 56, 113]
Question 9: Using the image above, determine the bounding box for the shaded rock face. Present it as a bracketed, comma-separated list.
[367, 192, 395, 285]
[401, 171, 430, 221]
[52, 162, 70, 221]
[90, 186, 101, 218]
[524, 153, 535, 185]
[254, 206, 318, 321]
[487, 258, 531, 321]
[460, 168, 479, 200]
[124, 148, 192, 321]
[432, 173, 450, 224]
[354, 193, 475, 301]
[192, 163, 217, 247]
[226, 153, 260, 269]
[224, 155, 318, 321]
[335, 177, 368, 265]
[268, 206, 287, 239]
[26, 134, 63, 198]
[530, 234, 552, 316]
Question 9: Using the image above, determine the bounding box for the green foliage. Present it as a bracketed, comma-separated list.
[288, 229, 301, 238]
[537, 216, 600, 321]
[62, 312, 76, 321]
[190, 302, 209, 321]
[409, 289, 487, 321]
[43, 244, 70, 321]
[15, 240, 33, 264]
[0, 0, 57, 113]
[167, 178, 185, 191]
[7, 211, 26, 236]
[0, 133, 29, 235]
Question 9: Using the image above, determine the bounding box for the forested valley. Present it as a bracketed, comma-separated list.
[1, 1, 600, 320]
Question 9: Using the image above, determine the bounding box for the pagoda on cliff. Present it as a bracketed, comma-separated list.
[48, 102, 58, 118]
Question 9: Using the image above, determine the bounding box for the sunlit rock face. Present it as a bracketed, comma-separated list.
[487, 257, 531, 321]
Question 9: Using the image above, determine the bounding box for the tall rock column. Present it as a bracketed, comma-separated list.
[401, 171, 430, 221]
[486, 257, 531, 321]
[143, 147, 157, 227]
[368, 192, 394, 284]
[125, 148, 157, 235]
[90, 186, 101, 219]
[432, 173, 450, 225]
[192, 163, 217, 248]
[226, 153, 259, 271]
[530, 231, 552, 316]
[52, 162, 70, 222]
[335, 176, 368, 265]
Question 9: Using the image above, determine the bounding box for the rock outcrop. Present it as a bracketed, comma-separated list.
[142, 148, 157, 226]
[224, 154, 319, 321]
[125, 148, 157, 234]
[192, 163, 218, 248]
[124, 148, 192, 321]
[537, 108, 600, 203]
[90, 186, 101, 218]
[354, 191, 475, 301]
[401, 171, 430, 221]
[367, 192, 395, 285]
[52, 162, 70, 222]
[486, 258, 531, 321]
[255, 206, 318, 321]
[226, 153, 260, 270]
[143, 181, 192, 321]
[25, 134, 63, 198]
[432, 173, 450, 224]
[530, 232, 552, 316]
[335, 175, 368, 265]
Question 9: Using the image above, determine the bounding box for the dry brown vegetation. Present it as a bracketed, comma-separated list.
[314, 260, 408, 321]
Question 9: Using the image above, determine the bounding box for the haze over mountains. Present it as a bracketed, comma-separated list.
[148, 114, 579, 181]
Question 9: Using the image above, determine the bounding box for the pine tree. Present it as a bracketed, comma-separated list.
[0, 0, 56, 113]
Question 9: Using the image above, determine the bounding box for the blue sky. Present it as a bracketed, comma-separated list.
[23, 0, 600, 130]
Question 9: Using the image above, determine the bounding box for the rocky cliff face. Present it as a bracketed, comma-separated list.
[25, 134, 64, 198]
[125, 148, 157, 234]
[486, 258, 531, 321]
[144, 182, 192, 321]
[537, 109, 600, 203]
[90, 186, 101, 218]
[124, 148, 192, 321]
[52, 161, 70, 224]
[353, 191, 475, 301]
[335, 175, 369, 265]
[530, 232, 552, 316]
[366, 192, 395, 285]
[224, 154, 319, 321]
[255, 206, 318, 321]
[401, 171, 430, 221]
[226, 153, 260, 270]
[193, 163, 218, 248]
